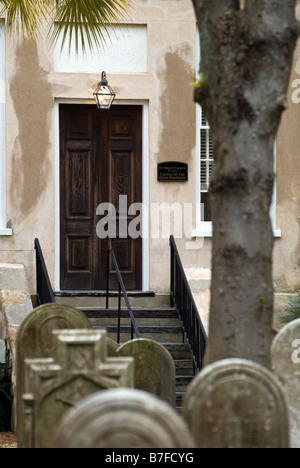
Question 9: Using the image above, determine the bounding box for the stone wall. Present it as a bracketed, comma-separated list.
[0, 263, 33, 430]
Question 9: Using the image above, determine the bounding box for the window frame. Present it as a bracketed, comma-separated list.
[191, 104, 213, 237]
[0, 19, 12, 236]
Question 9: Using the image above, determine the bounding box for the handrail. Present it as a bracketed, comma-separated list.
[170, 235, 207, 372]
[106, 250, 140, 343]
[34, 238, 56, 305]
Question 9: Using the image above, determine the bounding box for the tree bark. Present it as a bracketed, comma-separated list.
[191, 0, 300, 367]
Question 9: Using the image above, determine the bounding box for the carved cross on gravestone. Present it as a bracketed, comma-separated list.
[16, 303, 92, 448]
[23, 329, 134, 448]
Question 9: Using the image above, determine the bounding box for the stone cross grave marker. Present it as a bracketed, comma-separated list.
[117, 338, 176, 407]
[23, 329, 134, 448]
[271, 318, 300, 448]
[16, 303, 92, 448]
[51, 388, 195, 449]
[182, 358, 290, 448]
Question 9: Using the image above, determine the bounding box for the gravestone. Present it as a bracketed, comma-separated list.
[51, 388, 195, 448]
[23, 329, 134, 448]
[117, 338, 176, 407]
[106, 336, 119, 356]
[271, 318, 300, 448]
[16, 303, 92, 448]
[182, 359, 290, 448]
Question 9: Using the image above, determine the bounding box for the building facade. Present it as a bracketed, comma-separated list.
[0, 1, 299, 306]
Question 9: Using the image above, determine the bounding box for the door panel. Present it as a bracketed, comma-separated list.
[66, 150, 92, 218]
[60, 104, 143, 291]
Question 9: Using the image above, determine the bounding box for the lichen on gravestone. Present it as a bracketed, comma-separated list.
[117, 338, 176, 407]
[51, 388, 195, 449]
[183, 358, 290, 449]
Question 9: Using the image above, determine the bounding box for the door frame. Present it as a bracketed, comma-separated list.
[54, 98, 150, 292]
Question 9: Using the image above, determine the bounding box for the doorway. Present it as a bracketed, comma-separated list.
[59, 104, 143, 291]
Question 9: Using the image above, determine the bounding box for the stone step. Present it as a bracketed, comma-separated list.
[93, 325, 184, 344]
[76, 302, 195, 410]
[55, 294, 170, 309]
[176, 375, 194, 392]
[176, 391, 186, 407]
[81, 307, 178, 319]
[174, 359, 194, 376]
[90, 317, 181, 327]
[85, 308, 181, 328]
[162, 343, 193, 360]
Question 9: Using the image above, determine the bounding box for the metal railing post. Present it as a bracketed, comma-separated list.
[106, 250, 110, 310]
[169, 235, 207, 373]
[117, 284, 121, 344]
[106, 250, 140, 342]
[34, 239, 56, 305]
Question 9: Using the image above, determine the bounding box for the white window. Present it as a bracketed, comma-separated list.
[191, 104, 213, 237]
[192, 104, 281, 238]
[0, 20, 12, 236]
[199, 107, 213, 222]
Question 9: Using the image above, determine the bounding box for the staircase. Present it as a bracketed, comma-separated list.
[35, 237, 206, 413]
[55, 296, 195, 412]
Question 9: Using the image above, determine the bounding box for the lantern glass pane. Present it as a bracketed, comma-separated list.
[94, 85, 115, 110]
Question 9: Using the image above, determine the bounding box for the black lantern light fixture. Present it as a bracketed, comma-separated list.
[93, 71, 116, 110]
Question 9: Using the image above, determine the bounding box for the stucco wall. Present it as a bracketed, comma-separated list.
[274, 1, 300, 293]
[275, 62, 300, 292]
[0, 0, 299, 296]
[0, 0, 198, 294]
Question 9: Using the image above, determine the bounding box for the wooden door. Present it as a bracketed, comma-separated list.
[60, 104, 143, 291]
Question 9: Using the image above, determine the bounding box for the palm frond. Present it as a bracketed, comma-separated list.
[0, 0, 52, 39]
[0, 0, 132, 51]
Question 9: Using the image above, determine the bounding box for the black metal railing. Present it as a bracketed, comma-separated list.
[106, 250, 140, 343]
[170, 235, 207, 372]
[34, 238, 56, 306]
[0, 341, 12, 432]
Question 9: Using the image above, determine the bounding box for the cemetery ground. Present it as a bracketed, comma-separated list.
[0, 296, 297, 448]
[0, 306, 300, 448]
[0, 432, 17, 448]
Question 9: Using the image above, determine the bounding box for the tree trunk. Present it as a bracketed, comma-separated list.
[191, 0, 300, 367]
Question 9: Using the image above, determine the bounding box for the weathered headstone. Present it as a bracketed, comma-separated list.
[117, 338, 176, 407]
[16, 303, 92, 448]
[271, 318, 300, 448]
[106, 336, 119, 356]
[182, 359, 290, 448]
[51, 388, 195, 449]
[23, 329, 134, 448]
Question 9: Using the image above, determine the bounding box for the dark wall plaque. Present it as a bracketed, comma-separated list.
[157, 162, 188, 182]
